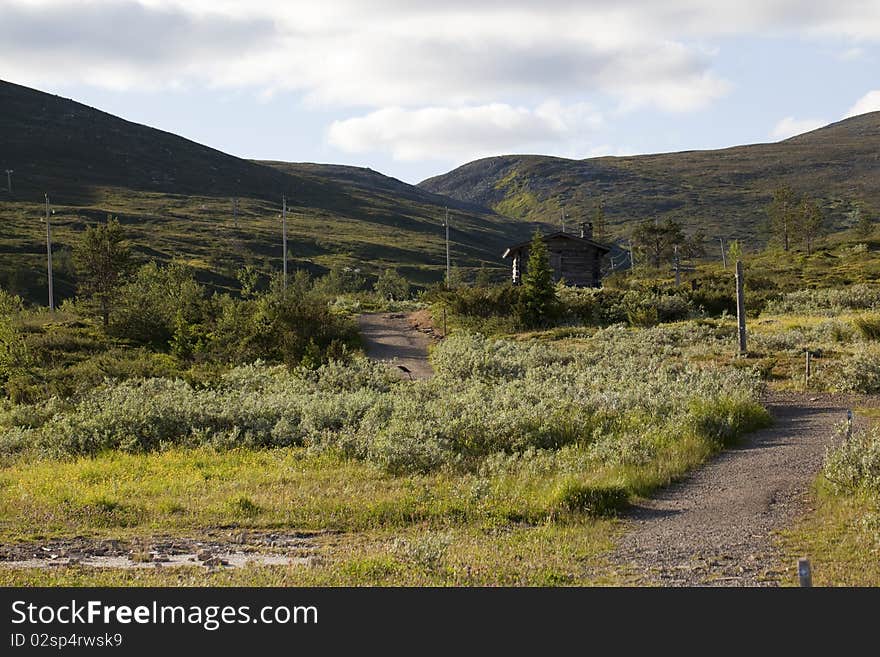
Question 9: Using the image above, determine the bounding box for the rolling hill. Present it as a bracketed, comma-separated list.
[0, 80, 529, 303]
[419, 113, 880, 249]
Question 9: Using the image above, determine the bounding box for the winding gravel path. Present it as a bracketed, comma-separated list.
[357, 312, 434, 380]
[612, 392, 877, 586]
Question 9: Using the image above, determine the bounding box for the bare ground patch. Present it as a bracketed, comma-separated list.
[357, 312, 435, 380]
[0, 529, 329, 571]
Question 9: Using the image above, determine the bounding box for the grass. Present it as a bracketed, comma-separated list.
[0, 523, 620, 586]
[778, 484, 880, 587]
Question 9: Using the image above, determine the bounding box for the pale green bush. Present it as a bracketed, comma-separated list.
[764, 284, 880, 316]
[824, 425, 880, 494]
[819, 346, 880, 393]
[2, 326, 769, 474]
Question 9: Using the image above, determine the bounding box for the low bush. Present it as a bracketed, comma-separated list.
[824, 425, 880, 494]
[764, 284, 880, 316]
[819, 346, 880, 393]
[552, 480, 629, 517]
[2, 328, 769, 479]
[854, 315, 880, 341]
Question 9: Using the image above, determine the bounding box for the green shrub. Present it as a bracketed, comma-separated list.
[854, 315, 880, 341]
[15, 326, 768, 478]
[821, 346, 880, 393]
[552, 480, 629, 517]
[687, 397, 772, 448]
[112, 261, 206, 348]
[824, 425, 880, 494]
[374, 269, 411, 301]
[765, 284, 880, 316]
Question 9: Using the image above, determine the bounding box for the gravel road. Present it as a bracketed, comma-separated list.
[612, 391, 877, 586]
[357, 312, 435, 379]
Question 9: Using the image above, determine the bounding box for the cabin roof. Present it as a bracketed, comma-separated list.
[502, 231, 612, 259]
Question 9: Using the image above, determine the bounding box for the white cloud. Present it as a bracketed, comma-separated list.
[328, 102, 602, 162]
[845, 90, 880, 118]
[770, 116, 826, 140]
[4, 1, 880, 162]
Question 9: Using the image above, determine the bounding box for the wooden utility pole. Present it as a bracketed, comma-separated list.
[282, 195, 288, 289]
[44, 193, 55, 311]
[720, 238, 727, 268]
[735, 259, 747, 355]
[673, 245, 680, 286]
[444, 207, 451, 287]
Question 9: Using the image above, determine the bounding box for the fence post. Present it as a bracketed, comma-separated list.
[735, 260, 747, 356]
[847, 410, 853, 440]
[797, 558, 812, 587]
[804, 351, 812, 390]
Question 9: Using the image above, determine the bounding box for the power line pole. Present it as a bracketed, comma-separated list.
[735, 259, 747, 355]
[44, 193, 55, 311]
[4, 169, 12, 194]
[282, 195, 288, 289]
[444, 207, 451, 287]
[673, 244, 680, 286]
[720, 237, 727, 268]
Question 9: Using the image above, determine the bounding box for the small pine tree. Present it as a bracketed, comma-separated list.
[73, 216, 133, 328]
[855, 205, 875, 239]
[767, 186, 799, 251]
[518, 230, 558, 327]
[374, 268, 410, 301]
[800, 198, 824, 255]
[727, 239, 743, 263]
[592, 202, 607, 240]
[474, 264, 493, 287]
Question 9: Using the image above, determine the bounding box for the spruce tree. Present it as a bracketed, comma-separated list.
[519, 230, 558, 327]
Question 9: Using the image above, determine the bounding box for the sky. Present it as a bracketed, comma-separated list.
[1, 0, 879, 184]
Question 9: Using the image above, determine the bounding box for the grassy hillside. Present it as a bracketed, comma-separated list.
[420, 113, 880, 249]
[0, 80, 524, 303]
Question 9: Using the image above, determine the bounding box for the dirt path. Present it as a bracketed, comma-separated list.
[611, 392, 877, 586]
[357, 312, 435, 380]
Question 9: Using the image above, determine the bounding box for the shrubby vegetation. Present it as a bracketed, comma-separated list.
[2, 327, 770, 511]
[824, 425, 880, 494]
[764, 284, 880, 316]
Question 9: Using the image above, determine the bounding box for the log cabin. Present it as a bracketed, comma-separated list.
[502, 222, 611, 287]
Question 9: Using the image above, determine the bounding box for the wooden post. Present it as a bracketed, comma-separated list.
[804, 351, 812, 390]
[673, 245, 680, 287]
[735, 260, 747, 355]
[797, 558, 812, 587]
[847, 410, 853, 440]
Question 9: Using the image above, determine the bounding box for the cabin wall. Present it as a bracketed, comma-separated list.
[510, 238, 604, 287]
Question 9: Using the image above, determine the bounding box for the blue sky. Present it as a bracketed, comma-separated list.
[2, 1, 879, 184]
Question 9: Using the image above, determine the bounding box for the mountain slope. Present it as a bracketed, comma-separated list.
[0, 80, 526, 303]
[419, 114, 880, 247]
